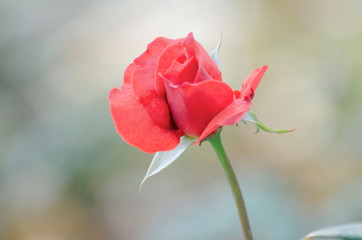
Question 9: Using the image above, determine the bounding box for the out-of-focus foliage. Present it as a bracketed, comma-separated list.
[303, 222, 362, 240]
[0, 0, 361, 240]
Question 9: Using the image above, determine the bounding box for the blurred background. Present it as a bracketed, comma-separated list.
[1, 0, 362, 239]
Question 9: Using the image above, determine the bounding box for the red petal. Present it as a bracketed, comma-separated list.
[131, 66, 174, 129]
[131, 64, 155, 99]
[163, 56, 199, 85]
[196, 66, 268, 143]
[182, 33, 222, 82]
[124, 63, 136, 85]
[109, 87, 181, 153]
[164, 79, 234, 137]
[194, 65, 212, 83]
[196, 99, 252, 144]
[131, 37, 180, 100]
[155, 42, 185, 96]
[241, 65, 268, 101]
[134, 37, 180, 66]
[130, 38, 182, 129]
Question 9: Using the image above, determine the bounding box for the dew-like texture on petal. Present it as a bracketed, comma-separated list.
[241, 65, 268, 101]
[109, 87, 181, 153]
[164, 79, 234, 137]
[196, 99, 252, 143]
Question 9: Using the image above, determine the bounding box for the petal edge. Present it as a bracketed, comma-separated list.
[109, 87, 181, 153]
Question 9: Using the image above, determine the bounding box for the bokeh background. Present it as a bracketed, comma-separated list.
[1, 0, 362, 239]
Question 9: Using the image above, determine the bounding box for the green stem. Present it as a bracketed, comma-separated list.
[209, 132, 253, 240]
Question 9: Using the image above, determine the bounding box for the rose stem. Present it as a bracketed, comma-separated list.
[208, 132, 253, 240]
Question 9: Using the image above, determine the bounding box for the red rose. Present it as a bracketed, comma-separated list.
[109, 33, 267, 153]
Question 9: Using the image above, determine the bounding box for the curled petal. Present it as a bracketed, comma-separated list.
[164, 57, 199, 85]
[196, 99, 252, 144]
[109, 87, 181, 153]
[131, 37, 182, 100]
[134, 37, 180, 66]
[155, 43, 185, 96]
[194, 65, 212, 83]
[131, 66, 174, 129]
[164, 78, 234, 137]
[130, 38, 182, 129]
[182, 33, 222, 82]
[140, 90, 175, 130]
[196, 66, 268, 143]
[241, 65, 268, 101]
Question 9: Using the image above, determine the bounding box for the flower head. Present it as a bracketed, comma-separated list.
[109, 33, 267, 153]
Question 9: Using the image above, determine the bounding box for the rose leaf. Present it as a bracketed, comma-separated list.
[303, 222, 362, 240]
[241, 111, 295, 134]
[139, 135, 196, 191]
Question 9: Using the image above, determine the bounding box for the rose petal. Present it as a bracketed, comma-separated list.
[131, 64, 156, 100]
[194, 64, 212, 83]
[109, 87, 181, 153]
[124, 62, 136, 85]
[130, 38, 182, 130]
[182, 33, 222, 82]
[196, 66, 268, 143]
[241, 65, 268, 101]
[134, 37, 180, 66]
[131, 37, 180, 100]
[130, 66, 173, 129]
[164, 57, 199, 85]
[141, 90, 175, 130]
[164, 78, 234, 137]
[196, 99, 252, 144]
[155, 43, 185, 96]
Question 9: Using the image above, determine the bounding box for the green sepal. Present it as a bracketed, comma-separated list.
[241, 111, 295, 134]
[210, 33, 222, 67]
[139, 135, 196, 191]
[303, 222, 362, 240]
